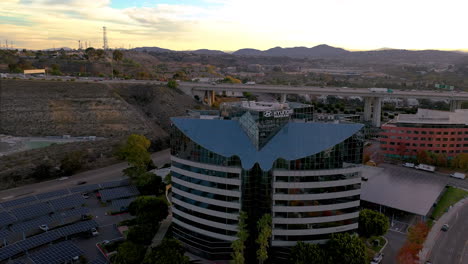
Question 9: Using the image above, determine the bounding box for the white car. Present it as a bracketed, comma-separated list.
[39, 224, 49, 231]
[403, 163, 415, 168]
[91, 228, 99, 236]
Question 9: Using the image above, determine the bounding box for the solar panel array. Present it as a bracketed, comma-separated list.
[0, 229, 11, 243]
[48, 194, 84, 211]
[10, 215, 55, 232]
[0, 220, 98, 261]
[0, 244, 21, 260]
[36, 189, 70, 200]
[99, 178, 130, 189]
[89, 258, 108, 264]
[70, 184, 100, 194]
[99, 185, 140, 201]
[16, 231, 62, 251]
[29, 241, 83, 264]
[11, 203, 52, 221]
[57, 207, 90, 219]
[111, 197, 135, 212]
[0, 211, 16, 226]
[57, 220, 98, 237]
[1, 196, 37, 209]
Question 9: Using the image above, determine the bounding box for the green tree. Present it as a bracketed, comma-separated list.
[31, 163, 53, 180]
[290, 241, 326, 264]
[143, 238, 190, 264]
[126, 224, 158, 245]
[327, 233, 366, 264]
[231, 211, 249, 264]
[256, 214, 272, 264]
[128, 196, 169, 225]
[451, 153, 468, 171]
[50, 64, 62, 75]
[135, 172, 164, 195]
[60, 151, 84, 175]
[117, 134, 151, 175]
[167, 79, 179, 89]
[113, 50, 124, 61]
[358, 209, 390, 238]
[112, 241, 146, 264]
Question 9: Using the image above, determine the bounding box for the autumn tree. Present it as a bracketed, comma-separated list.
[416, 150, 429, 164]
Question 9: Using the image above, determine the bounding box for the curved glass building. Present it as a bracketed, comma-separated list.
[170, 101, 364, 261]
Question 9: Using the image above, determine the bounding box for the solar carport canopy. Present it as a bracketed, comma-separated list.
[29, 241, 83, 264]
[360, 165, 446, 216]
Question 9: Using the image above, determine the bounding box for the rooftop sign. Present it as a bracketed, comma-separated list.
[263, 109, 293, 118]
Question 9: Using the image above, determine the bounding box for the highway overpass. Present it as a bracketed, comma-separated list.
[181, 82, 468, 127]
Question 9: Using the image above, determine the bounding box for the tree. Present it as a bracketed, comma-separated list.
[327, 233, 366, 264]
[112, 241, 146, 264]
[416, 150, 429, 164]
[50, 64, 62, 75]
[117, 134, 151, 175]
[143, 238, 190, 264]
[60, 151, 84, 175]
[436, 153, 448, 167]
[31, 163, 53, 180]
[290, 241, 326, 264]
[113, 50, 124, 61]
[223, 76, 242, 84]
[126, 224, 158, 245]
[451, 153, 468, 171]
[358, 209, 390, 238]
[231, 211, 249, 264]
[135, 172, 164, 195]
[128, 196, 168, 225]
[256, 214, 272, 264]
[167, 79, 179, 89]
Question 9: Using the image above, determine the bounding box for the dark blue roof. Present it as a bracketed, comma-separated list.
[171, 118, 363, 170]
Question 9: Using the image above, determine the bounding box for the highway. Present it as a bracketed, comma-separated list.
[0, 149, 170, 201]
[429, 201, 468, 264]
[5, 75, 468, 101]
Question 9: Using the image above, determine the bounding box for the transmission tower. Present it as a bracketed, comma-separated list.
[103, 26, 109, 50]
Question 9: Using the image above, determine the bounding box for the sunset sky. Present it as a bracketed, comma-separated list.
[1, 0, 467, 51]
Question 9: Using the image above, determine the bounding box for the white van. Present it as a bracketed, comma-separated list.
[450, 172, 466, 179]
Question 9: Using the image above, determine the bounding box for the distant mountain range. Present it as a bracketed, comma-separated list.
[131, 44, 468, 64]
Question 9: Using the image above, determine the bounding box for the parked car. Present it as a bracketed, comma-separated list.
[441, 224, 449, 232]
[91, 228, 99, 236]
[81, 192, 90, 199]
[57, 176, 69, 181]
[403, 163, 415, 168]
[370, 252, 384, 264]
[39, 224, 49, 231]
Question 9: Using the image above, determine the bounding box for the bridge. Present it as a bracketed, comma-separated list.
[181, 82, 468, 127]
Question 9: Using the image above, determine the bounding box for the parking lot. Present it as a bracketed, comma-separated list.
[0, 179, 139, 264]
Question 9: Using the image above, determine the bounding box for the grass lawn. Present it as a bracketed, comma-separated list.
[431, 186, 468, 220]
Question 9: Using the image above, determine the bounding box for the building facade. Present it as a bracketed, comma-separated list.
[380, 109, 468, 159]
[170, 101, 364, 261]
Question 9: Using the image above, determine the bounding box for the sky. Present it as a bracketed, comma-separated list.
[1, 0, 468, 51]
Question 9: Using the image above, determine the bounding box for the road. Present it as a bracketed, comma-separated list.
[4, 75, 468, 101]
[429, 201, 468, 264]
[0, 149, 170, 200]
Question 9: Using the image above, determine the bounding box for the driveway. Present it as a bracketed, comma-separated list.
[382, 230, 407, 264]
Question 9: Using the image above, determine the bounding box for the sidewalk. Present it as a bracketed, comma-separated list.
[419, 197, 468, 263]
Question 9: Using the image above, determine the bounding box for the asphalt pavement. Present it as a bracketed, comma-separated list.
[382, 231, 407, 264]
[0, 149, 170, 201]
[427, 200, 468, 264]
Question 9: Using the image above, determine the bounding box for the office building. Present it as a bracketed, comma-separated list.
[170, 101, 364, 261]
